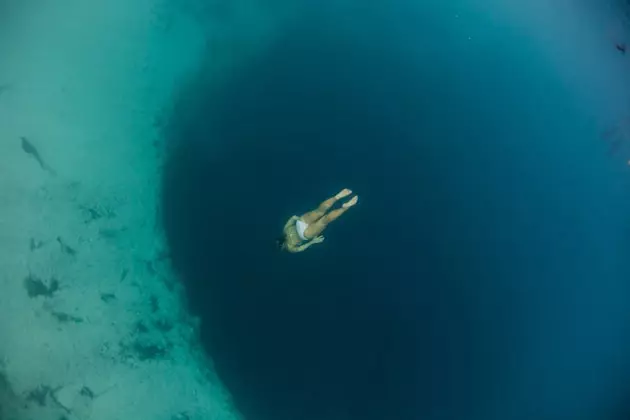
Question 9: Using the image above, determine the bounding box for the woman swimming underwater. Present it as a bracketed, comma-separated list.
[277, 188, 358, 253]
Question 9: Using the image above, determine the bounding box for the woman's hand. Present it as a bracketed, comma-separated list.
[312, 235, 325, 244]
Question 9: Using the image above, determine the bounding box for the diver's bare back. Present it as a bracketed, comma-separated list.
[283, 217, 305, 253]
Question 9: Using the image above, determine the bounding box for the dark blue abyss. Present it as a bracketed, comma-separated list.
[161, 5, 630, 420]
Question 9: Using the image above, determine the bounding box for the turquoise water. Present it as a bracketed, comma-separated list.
[163, 2, 630, 420]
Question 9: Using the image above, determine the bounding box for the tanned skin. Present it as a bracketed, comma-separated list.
[281, 188, 358, 253]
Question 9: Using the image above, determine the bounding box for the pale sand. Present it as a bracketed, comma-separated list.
[0, 0, 285, 419]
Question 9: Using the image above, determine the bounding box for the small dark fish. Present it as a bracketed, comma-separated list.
[56, 236, 77, 256]
[20, 136, 56, 175]
[29, 238, 43, 250]
[100, 293, 116, 303]
[616, 43, 626, 54]
[79, 387, 94, 399]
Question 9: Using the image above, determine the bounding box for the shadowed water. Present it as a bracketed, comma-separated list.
[162, 3, 630, 420]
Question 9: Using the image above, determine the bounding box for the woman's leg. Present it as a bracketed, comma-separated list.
[300, 188, 352, 224]
[304, 195, 358, 238]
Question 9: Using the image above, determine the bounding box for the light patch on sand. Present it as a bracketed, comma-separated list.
[0, 0, 284, 419]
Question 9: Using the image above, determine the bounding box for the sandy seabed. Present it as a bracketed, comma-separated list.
[0, 0, 264, 418]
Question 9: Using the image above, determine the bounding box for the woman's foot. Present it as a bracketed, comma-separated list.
[342, 195, 358, 208]
[335, 188, 352, 200]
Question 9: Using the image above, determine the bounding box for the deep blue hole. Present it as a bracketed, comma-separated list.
[160, 17, 484, 420]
